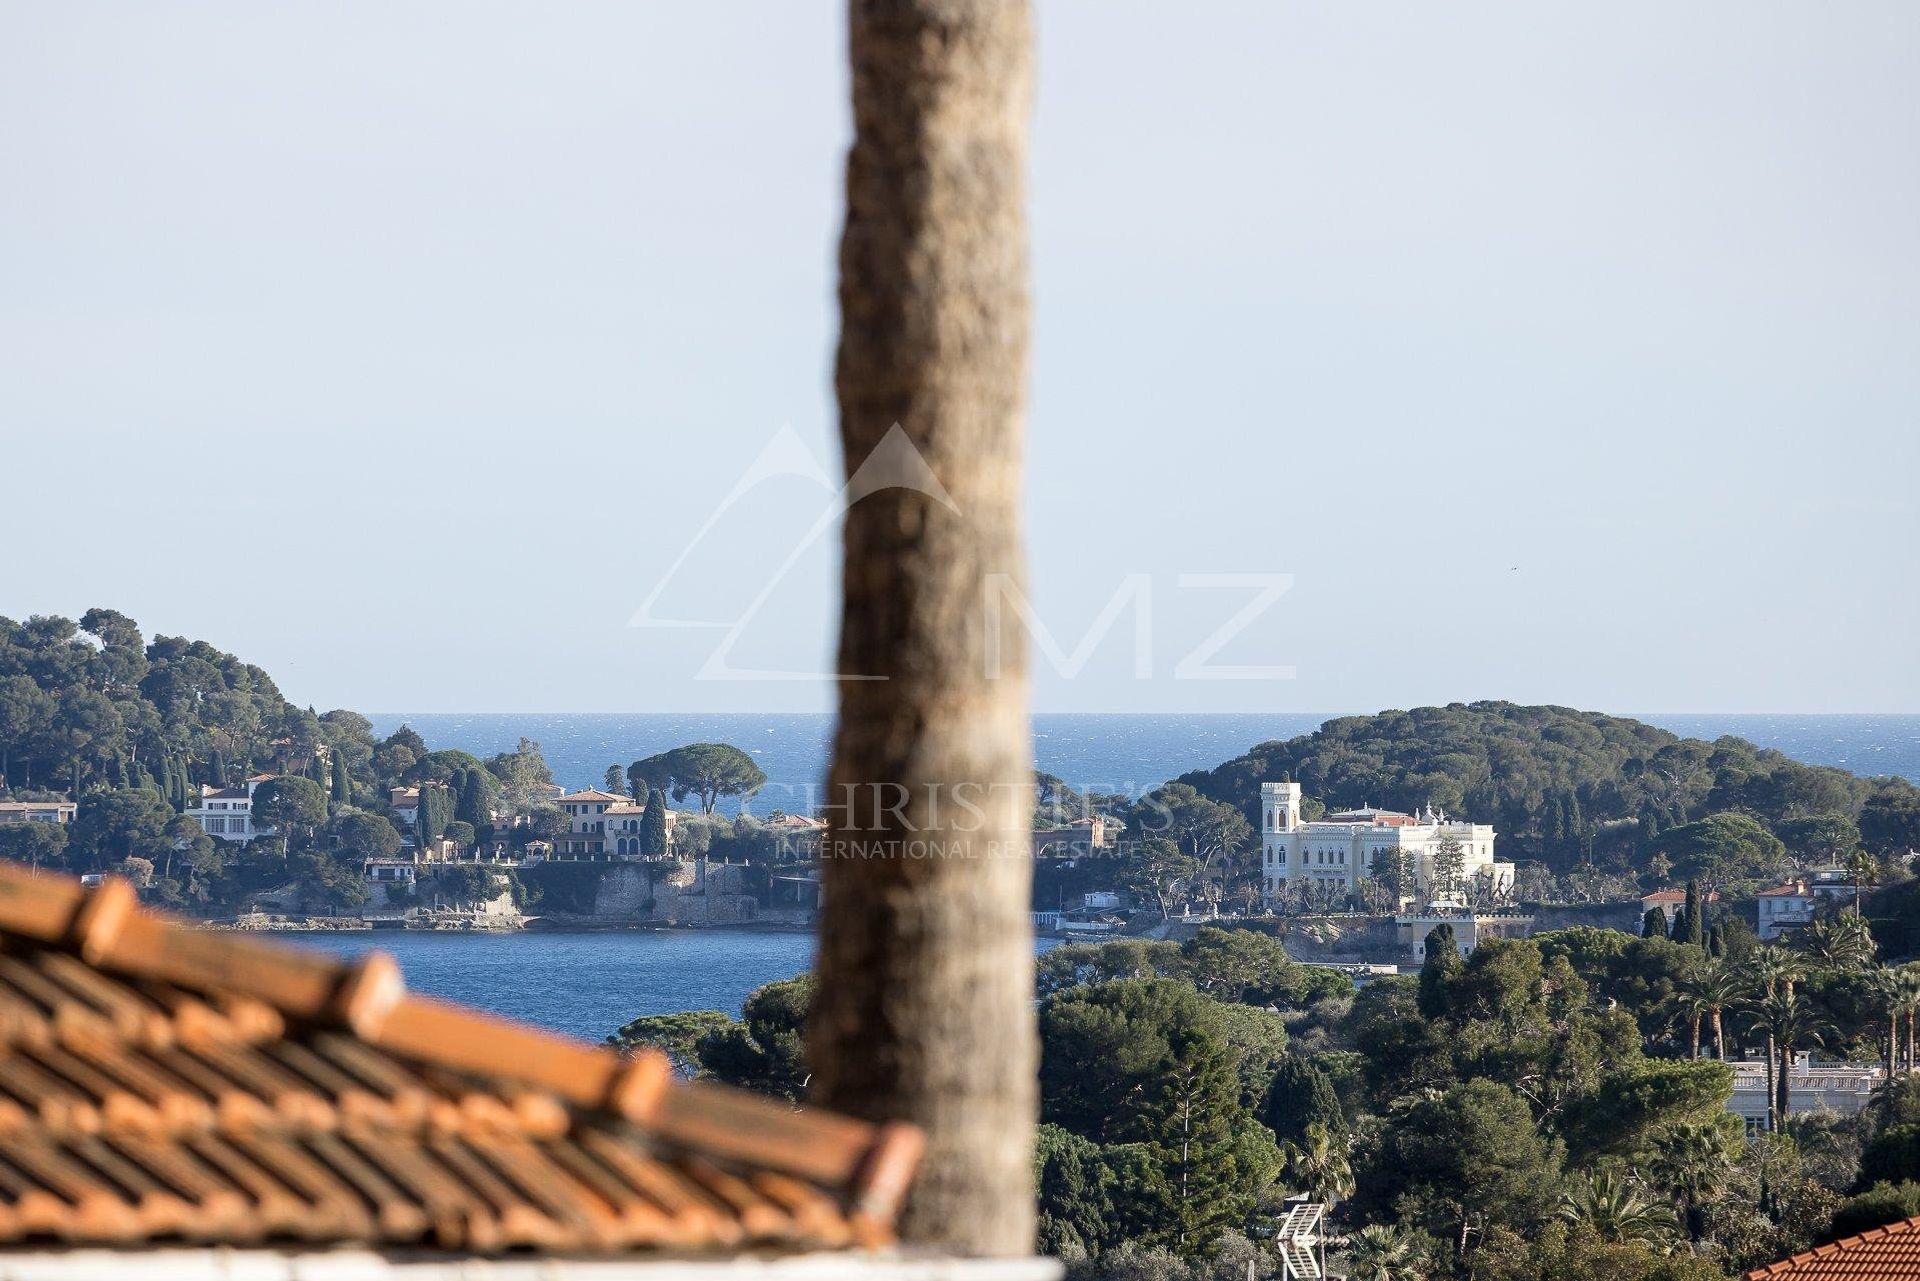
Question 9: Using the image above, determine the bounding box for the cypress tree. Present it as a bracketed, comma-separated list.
[456, 769, 489, 830]
[1672, 879, 1706, 947]
[417, 784, 453, 845]
[1260, 1057, 1345, 1146]
[1418, 924, 1461, 1018]
[641, 793, 669, 857]
[1708, 922, 1726, 958]
[330, 754, 351, 806]
[1686, 884, 1709, 950]
[1643, 906, 1668, 939]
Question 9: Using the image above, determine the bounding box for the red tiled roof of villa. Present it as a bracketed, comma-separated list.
[557, 789, 631, 804]
[1746, 1213, 1920, 1279]
[1759, 881, 1811, 897]
[1642, 888, 1722, 904]
[0, 866, 920, 1256]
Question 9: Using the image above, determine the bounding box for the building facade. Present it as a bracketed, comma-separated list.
[1032, 815, 1114, 859]
[1726, 1059, 1883, 1132]
[1641, 886, 1722, 928]
[1395, 911, 1536, 958]
[1757, 880, 1819, 940]
[1260, 781, 1512, 906]
[0, 799, 76, 825]
[551, 788, 676, 859]
[185, 774, 276, 844]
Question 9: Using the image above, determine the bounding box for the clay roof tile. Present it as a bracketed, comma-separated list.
[0, 864, 919, 1258]
[1745, 1212, 1920, 1279]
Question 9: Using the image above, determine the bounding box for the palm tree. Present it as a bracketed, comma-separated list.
[1894, 965, 1920, 1073]
[1648, 1121, 1737, 1242]
[1746, 947, 1799, 1124]
[1560, 1166, 1677, 1250]
[1837, 911, 1878, 969]
[1680, 959, 1744, 1060]
[1282, 1122, 1355, 1204]
[1805, 912, 1877, 971]
[1849, 848, 1878, 912]
[1746, 989, 1834, 1130]
[1674, 987, 1710, 1060]
[1869, 967, 1902, 1077]
[1344, 1224, 1426, 1281]
[810, 0, 1038, 1253]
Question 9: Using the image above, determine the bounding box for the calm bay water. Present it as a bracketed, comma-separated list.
[345, 711, 1920, 1037]
[294, 929, 816, 1042]
[294, 928, 1060, 1042]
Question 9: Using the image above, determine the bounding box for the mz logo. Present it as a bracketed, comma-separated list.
[629, 425, 1295, 683]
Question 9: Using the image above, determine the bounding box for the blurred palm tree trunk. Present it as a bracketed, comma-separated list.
[809, 0, 1037, 1256]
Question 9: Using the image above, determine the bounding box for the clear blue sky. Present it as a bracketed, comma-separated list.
[2, 3, 1915, 714]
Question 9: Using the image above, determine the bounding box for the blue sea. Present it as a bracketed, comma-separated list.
[369, 711, 1920, 806]
[292, 928, 1061, 1043]
[295, 929, 816, 1042]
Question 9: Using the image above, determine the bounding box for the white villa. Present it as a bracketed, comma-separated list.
[185, 773, 277, 844]
[1260, 781, 1513, 906]
[550, 788, 676, 859]
[1755, 870, 1860, 940]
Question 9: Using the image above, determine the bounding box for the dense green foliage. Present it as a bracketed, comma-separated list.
[608, 974, 812, 1101]
[613, 913, 1920, 1280]
[0, 610, 318, 795]
[1178, 703, 1915, 884]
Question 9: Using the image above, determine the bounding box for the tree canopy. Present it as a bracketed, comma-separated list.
[627, 743, 767, 814]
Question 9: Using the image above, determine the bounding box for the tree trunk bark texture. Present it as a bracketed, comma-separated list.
[810, 0, 1037, 1257]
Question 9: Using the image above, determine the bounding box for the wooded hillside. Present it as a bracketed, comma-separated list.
[1180, 702, 1920, 873]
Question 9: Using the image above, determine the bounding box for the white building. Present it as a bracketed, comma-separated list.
[1726, 1059, 1883, 1132]
[186, 774, 276, 844]
[1756, 880, 1818, 940]
[1260, 781, 1512, 907]
[552, 788, 676, 859]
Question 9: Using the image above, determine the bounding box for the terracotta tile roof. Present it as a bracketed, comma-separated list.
[557, 790, 631, 805]
[0, 866, 920, 1256]
[1641, 888, 1721, 904]
[1746, 1213, 1920, 1279]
